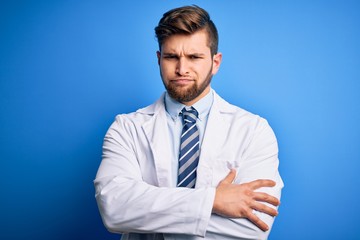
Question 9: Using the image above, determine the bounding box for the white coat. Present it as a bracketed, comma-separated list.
[94, 91, 283, 240]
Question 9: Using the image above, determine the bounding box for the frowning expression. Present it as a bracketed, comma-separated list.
[157, 30, 222, 106]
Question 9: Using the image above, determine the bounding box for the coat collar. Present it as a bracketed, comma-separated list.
[137, 90, 237, 115]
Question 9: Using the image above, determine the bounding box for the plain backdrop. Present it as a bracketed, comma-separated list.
[1, 0, 359, 239]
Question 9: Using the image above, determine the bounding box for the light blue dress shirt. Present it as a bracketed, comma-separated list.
[164, 89, 214, 187]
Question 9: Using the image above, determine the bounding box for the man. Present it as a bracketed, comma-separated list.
[95, 5, 283, 240]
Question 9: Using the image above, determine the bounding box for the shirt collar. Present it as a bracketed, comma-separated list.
[164, 89, 214, 121]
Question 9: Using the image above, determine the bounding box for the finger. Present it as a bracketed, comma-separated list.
[253, 192, 280, 206]
[248, 179, 276, 190]
[246, 211, 269, 232]
[250, 201, 278, 217]
[219, 169, 236, 184]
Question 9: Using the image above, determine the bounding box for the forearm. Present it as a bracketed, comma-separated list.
[206, 215, 271, 240]
[207, 183, 282, 240]
[207, 159, 283, 240]
[94, 175, 215, 236]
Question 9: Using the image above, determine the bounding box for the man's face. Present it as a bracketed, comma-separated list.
[157, 30, 222, 106]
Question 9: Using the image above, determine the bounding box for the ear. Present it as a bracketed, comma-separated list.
[156, 51, 161, 65]
[211, 52, 222, 75]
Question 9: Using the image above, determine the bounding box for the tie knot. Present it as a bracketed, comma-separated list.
[181, 107, 198, 124]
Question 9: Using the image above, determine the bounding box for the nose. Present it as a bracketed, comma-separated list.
[176, 57, 190, 76]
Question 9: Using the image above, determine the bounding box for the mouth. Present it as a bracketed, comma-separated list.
[170, 78, 194, 86]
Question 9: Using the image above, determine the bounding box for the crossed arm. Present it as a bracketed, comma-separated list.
[95, 116, 282, 238]
[95, 170, 280, 237]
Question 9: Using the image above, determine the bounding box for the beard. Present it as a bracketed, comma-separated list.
[162, 68, 213, 103]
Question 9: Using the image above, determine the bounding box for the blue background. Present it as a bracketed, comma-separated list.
[1, 0, 359, 239]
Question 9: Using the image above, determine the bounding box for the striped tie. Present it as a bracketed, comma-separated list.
[177, 107, 199, 188]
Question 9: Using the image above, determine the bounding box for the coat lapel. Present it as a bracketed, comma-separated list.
[141, 94, 173, 187]
[196, 92, 234, 187]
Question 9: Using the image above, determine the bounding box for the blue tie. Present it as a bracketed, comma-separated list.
[177, 107, 200, 188]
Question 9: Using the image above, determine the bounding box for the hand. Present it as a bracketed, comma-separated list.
[212, 169, 280, 231]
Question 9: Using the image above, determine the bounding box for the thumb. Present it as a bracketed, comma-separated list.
[219, 169, 236, 185]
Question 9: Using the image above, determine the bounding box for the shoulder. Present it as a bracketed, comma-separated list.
[213, 92, 259, 120]
[112, 93, 165, 127]
[213, 91, 273, 133]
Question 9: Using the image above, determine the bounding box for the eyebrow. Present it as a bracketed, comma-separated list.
[162, 52, 206, 57]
